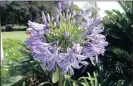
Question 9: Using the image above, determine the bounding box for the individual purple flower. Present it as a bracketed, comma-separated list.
[61, 44, 88, 75]
[80, 9, 92, 22]
[58, 2, 61, 11]
[85, 18, 102, 35]
[32, 47, 54, 69]
[82, 32, 108, 64]
[27, 21, 49, 35]
[26, 37, 50, 54]
[46, 47, 68, 71]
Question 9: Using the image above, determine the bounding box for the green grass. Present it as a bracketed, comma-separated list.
[2, 31, 29, 41]
[3, 39, 24, 62]
[1, 38, 26, 85]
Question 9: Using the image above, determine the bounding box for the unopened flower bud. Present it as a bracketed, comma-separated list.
[51, 16, 54, 22]
[41, 11, 47, 24]
[54, 22, 57, 26]
[64, 29, 69, 39]
[47, 13, 51, 22]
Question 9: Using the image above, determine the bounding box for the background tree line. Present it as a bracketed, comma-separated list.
[0, 1, 80, 31]
[0, 1, 54, 27]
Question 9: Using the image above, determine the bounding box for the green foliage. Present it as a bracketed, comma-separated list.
[64, 75, 72, 86]
[1, 1, 81, 28]
[1, 47, 49, 86]
[51, 67, 59, 83]
[102, 1, 133, 86]
[1, 1, 54, 26]
[56, 72, 101, 86]
[3, 39, 24, 62]
[113, 48, 132, 60]
[1, 39, 25, 85]
[1, 26, 6, 31]
[2, 25, 27, 32]
[1, 66, 10, 84]
[103, 1, 132, 52]
[5, 24, 13, 31]
[77, 72, 100, 86]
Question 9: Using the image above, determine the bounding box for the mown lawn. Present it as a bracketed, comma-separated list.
[1, 31, 28, 85]
[2, 31, 29, 41]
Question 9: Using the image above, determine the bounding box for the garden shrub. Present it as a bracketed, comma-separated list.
[5, 24, 13, 31]
[1, 26, 6, 31]
[12, 25, 27, 31]
[2, 24, 27, 32]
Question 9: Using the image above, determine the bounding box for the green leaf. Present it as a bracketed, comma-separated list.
[94, 72, 98, 86]
[72, 80, 77, 86]
[80, 82, 88, 86]
[3, 74, 23, 86]
[112, 48, 132, 60]
[19, 49, 31, 56]
[64, 75, 72, 86]
[22, 81, 25, 86]
[52, 68, 59, 83]
[38, 82, 52, 86]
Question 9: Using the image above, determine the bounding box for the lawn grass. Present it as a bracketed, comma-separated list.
[2, 31, 29, 42]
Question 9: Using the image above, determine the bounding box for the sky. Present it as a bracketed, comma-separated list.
[74, 1, 124, 17]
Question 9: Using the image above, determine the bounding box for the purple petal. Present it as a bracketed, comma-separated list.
[48, 60, 55, 71]
[41, 61, 46, 70]
[79, 61, 89, 65]
[75, 54, 88, 60]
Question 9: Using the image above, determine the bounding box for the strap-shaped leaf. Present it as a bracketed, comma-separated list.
[52, 67, 59, 83]
[64, 75, 72, 86]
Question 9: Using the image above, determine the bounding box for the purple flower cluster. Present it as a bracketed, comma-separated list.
[25, 1, 108, 75]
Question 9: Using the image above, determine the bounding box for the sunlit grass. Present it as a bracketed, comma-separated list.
[2, 31, 29, 42]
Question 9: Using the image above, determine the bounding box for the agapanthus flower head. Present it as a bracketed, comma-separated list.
[25, 1, 108, 75]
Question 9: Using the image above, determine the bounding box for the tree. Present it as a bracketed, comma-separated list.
[101, 1, 133, 85]
[1, 1, 54, 26]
